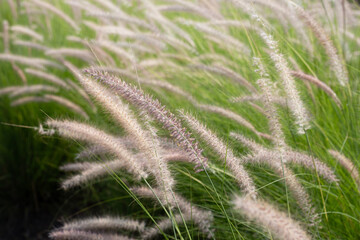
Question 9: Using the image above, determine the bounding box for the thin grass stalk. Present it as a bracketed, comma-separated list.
[142, 213, 192, 239]
[196, 103, 273, 140]
[189, 64, 257, 93]
[132, 187, 214, 238]
[94, 40, 136, 64]
[142, 0, 195, 47]
[252, 0, 313, 53]
[179, 20, 249, 55]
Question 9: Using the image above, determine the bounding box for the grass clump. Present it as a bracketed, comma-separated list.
[0, 0, 359, 239]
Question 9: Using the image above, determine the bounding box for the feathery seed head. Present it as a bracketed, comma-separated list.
[260, 30, 311, 134]
[233, 195, 311, 240]
[46, 119, 148, 180]
[83, 68, 208, 172]
[179, 110, 256, 197]
[329, 150, 359, 187]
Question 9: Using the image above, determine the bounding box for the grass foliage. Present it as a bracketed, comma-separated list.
[0, 0, 359, 239]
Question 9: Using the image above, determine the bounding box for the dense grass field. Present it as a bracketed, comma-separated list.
[0, 0, 359, 239]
